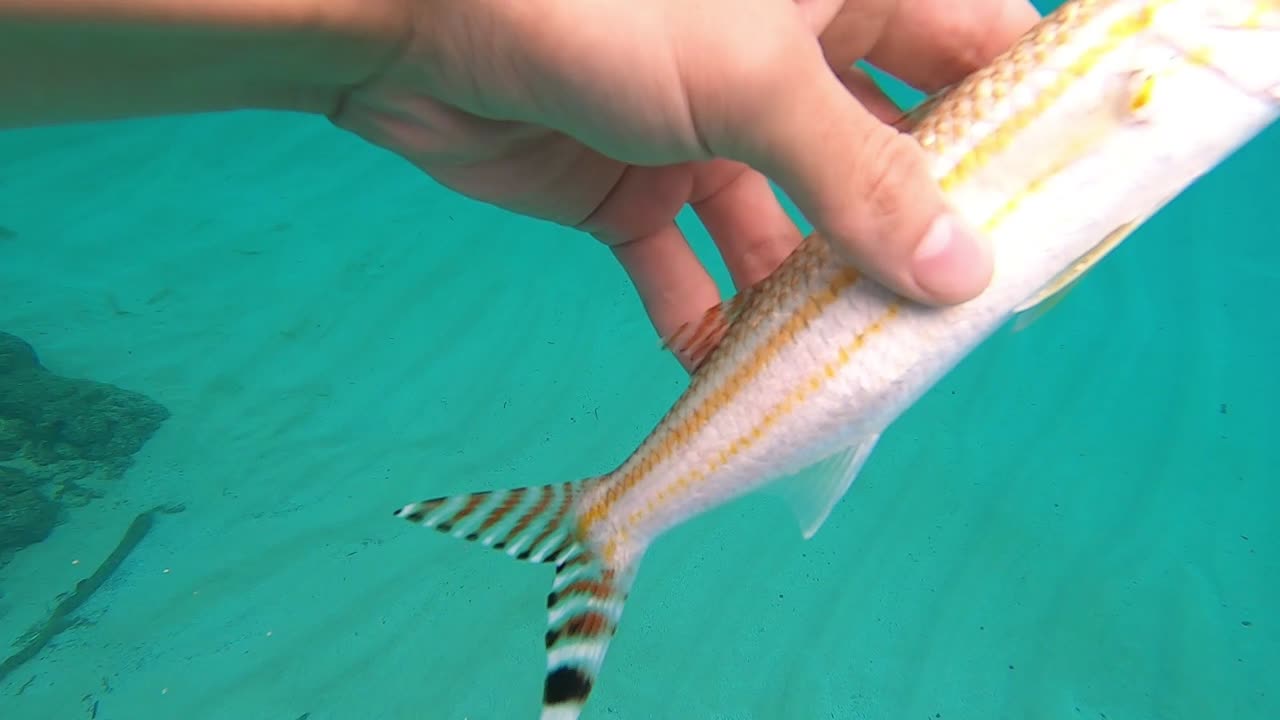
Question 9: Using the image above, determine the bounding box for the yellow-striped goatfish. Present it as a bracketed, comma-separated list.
[394, 1, 1280, 717]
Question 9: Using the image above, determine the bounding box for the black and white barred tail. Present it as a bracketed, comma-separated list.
[394, 479, 637, 719]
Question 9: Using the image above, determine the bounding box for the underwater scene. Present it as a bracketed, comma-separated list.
[1, 1, 1276, 718]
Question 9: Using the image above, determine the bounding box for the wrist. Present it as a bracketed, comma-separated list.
[0, 0, 411, 127]
[250, 0, 413, 116]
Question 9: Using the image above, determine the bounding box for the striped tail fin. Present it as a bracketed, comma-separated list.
[393, 479, 637, 720]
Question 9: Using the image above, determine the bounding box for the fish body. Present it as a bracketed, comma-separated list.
[581, 0, 1280, 564]
[395, 1, 1280, 717]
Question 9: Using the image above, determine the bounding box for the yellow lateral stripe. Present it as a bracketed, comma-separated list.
[620, 304, 903, 538]
[578, 267, 860, 528]
[980, 122, 1116, 233]
[1248, 1, 1279, 27]
[938, 1, 1169, 192]
[594, 1, 1174, 543]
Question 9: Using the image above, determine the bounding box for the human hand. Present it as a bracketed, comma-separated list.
[330, 0, 1041, 370]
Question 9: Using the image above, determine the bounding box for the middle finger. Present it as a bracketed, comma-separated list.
[690, 160, 803, 291]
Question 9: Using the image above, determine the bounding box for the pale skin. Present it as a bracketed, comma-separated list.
[0, 0, 1041, 370]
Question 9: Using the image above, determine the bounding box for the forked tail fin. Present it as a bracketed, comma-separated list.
[393, 479, 637, 720]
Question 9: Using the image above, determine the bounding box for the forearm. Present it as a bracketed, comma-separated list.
[0, 0, 407, 129]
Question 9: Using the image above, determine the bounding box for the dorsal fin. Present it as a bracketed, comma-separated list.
[891, 84, 955, 132]
[658, 291, 751, 373]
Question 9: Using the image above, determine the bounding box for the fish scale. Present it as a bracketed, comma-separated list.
[393, 1, 1280, 717]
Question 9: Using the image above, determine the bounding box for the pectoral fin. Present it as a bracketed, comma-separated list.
[1011, 218, 1142, 331]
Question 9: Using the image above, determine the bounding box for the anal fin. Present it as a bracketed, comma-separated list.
[768, 434, 881, 540]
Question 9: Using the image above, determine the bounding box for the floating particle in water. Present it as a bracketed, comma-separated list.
[0, 225, 15, 241]
[1220, 402, 1228, 415]
[1241, 620, 1253, 627]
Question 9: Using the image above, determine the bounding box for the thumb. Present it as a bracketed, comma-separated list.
[725, 40, 992, 305]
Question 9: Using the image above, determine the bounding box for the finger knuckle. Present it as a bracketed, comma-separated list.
[854, 128, 927, 226]
[682, 32, 809, 148]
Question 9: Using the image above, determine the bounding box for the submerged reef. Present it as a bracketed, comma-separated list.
[0, 465, 57, 555]
[0, 331, 169, 562]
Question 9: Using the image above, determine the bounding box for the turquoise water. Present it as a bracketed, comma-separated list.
[1, 7, 1277, 720]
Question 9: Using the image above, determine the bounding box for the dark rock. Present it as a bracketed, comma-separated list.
[0, 332, 37, 374]
[0, 419, 19, 460]
[0, 466, 58, 555]
[0, 330, 170, 564]
[0, 332, 169, 478]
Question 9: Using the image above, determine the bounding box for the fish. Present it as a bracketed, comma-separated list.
[392, 1, 1280, 717]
